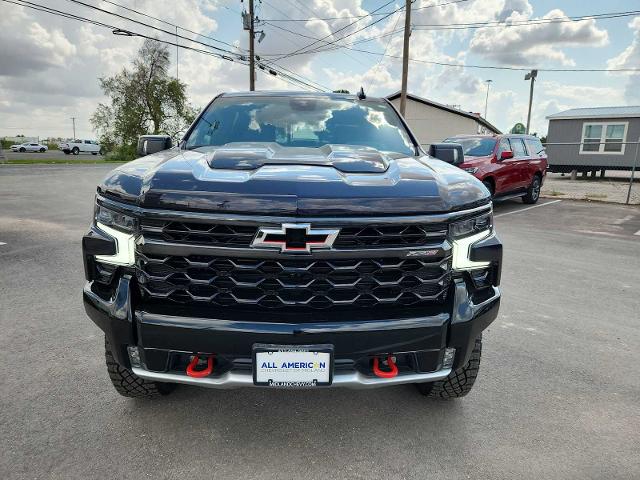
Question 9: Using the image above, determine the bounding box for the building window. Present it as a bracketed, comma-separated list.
[579, 122, 628, 155]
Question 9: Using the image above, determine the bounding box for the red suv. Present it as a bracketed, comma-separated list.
[444, 134, 547, 204]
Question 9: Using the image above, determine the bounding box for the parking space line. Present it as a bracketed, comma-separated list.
[494, 200, 562, 218]
[613, 215, 635, 225]
[0, 242, 6, 246]
[634, 230, 640, 236]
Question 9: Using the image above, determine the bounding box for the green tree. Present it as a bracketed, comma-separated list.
[91, 39, 197, 156]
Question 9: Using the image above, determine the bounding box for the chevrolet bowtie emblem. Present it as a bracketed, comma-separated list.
[251, 224, 339, 253]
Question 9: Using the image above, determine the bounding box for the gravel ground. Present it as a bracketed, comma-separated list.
[1, 164, 639, 480]
[542, 171, 640, 204]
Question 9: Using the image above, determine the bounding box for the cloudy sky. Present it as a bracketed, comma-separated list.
[1, 0, 639, 139]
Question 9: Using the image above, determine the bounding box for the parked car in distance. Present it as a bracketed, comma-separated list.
[444, 134, 547, 204]
[10, 142, 48, 153]
[59, 139, 103, 155]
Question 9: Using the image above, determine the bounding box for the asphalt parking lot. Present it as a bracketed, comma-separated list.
[1, 164, 639, 479]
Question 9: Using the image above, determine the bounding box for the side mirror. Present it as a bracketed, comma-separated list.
[429, 143, 464, 166]
[137, 135, 172, 157]
[500, 150, 514, 160]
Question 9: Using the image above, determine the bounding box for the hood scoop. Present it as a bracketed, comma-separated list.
[207, 142, 390, 173]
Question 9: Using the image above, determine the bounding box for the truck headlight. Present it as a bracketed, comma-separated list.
[95, 204, 136, 232]
[450, 212, 492, 270]
[94, 205, 136, 266]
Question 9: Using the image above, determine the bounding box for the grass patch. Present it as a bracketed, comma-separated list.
[2, 158, 128, 165]
[546, 190, 566, 196]
[585, 193, 608, 199]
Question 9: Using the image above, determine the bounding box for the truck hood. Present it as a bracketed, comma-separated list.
[99, 143, 490, 216]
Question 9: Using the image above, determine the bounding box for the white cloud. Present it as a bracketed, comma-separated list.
[470, 8, 609, 66]
[0, 0, 628, 141]
[0, 0, 235, 137]
[607, 17, 640, 104]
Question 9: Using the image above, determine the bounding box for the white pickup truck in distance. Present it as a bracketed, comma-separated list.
[59, 140, 103, 155]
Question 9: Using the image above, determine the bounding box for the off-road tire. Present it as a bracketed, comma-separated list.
[104, 338, 174, 398]
[72, 147, 80, 155]
[417, 335, 482, 399]
[522, 174, 541, 204]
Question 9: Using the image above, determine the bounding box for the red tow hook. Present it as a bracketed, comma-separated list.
[373, 355, 398, 379]
[186, 355, 214, 378]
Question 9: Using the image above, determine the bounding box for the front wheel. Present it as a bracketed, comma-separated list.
[104, 338, 175, 398]
[19, 147, 25, 152]
[72, 147, 79, 155]
[39, 148, 45, 152]
[522, 175, 541, 204]
[91, 152, 97, 155]
[416, 335, 482, 399]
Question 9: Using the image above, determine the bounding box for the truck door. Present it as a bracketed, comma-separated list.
[509, 137, 530, 189]
[494, 138, 519, 194]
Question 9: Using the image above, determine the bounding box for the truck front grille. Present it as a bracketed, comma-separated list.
[136, 253, 451, 310]
[141, 220, 448, 249]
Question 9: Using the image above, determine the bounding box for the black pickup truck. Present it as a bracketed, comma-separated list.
[82, 91, 502, 398]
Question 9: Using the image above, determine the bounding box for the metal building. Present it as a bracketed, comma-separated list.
[546, 106, 640, 172]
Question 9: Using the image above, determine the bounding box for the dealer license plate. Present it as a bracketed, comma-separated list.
[253, 344, 333, 387]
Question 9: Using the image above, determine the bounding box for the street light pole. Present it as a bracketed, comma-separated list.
[399, 0, 412, 116]
[70, 117, 76, 139]
[525, 69, 538, 134]
[484, 80, 492, 120]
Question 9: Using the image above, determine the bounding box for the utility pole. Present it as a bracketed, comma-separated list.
[525, 69, 537, 134]
[399, 0, 411, 116]
[249, 0, 256, 91]
[70, 117, 76, 139]
[484, 80, 492, 120]
[176, 26, 179, 80]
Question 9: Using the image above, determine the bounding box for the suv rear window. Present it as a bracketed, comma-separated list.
[527, 137, 545, 155]
[185, 96, 416, 156]
[510, 138, 528, 157]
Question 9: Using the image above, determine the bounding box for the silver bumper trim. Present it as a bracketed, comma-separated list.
[131, 366, 452, 390]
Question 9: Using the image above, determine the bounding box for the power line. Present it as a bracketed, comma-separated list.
[263, 0, 400, 65]
[259, 0, 470, 21]
[259, 0, 354, 88]
[261, 28, 640, 73]
[413, 9, 640, 30]
[64, 0, 239, 56]
[65, 0, 327, 90]
[4, 0, 326, 91]
[283, 0, 372, 68]
[259, 8, 640, 73]
[278, 9, 640, 58]
[99, 0, 245, 52]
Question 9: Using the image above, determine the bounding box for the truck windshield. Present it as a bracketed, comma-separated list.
[185, 96, 416, 156]
[445, 137, 497, 157]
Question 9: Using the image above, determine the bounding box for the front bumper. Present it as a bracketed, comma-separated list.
[83, 274, 501, 389]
